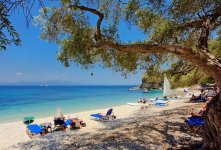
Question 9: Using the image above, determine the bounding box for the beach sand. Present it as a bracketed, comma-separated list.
[0, 98, 203, 150]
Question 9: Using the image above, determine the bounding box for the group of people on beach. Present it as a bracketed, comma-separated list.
[25, 107, 117, 138]
[189, 87, 219, 103]
[187, 87, 219, 120]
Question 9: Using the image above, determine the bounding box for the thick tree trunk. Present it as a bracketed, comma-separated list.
[202, 83, 221, 150]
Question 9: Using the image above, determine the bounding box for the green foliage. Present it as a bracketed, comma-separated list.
[142, 66, 163, 85]
[162, 58, 215, 88]
[209, 38, 221, 58]
[35, 0, 221, 80]
[0, 2, 21, 50]
[169, 69, 214, 88]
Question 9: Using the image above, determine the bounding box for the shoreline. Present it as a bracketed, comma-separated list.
[0, 103, 129, 125]
[0, 98, 198, 149]
[0, 86, 164, 124]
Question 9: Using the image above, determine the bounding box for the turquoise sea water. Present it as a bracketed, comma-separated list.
[0, 85, 163, 123]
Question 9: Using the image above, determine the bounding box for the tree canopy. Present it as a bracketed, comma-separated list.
[0, 0, 45, 50]
[33, 0, 221, 80]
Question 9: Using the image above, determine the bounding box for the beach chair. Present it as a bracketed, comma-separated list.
[154, 100, 169, 106]
[155, 103, 167, 106]
[53, 117, 67, 131]
[185, 117, 204, 133]
[90, 108, 116, 121]
[26, 124, 43, 139]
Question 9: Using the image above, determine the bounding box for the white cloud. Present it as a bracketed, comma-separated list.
[15, 72, 24, 76]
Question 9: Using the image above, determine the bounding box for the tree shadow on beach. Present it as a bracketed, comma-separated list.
[9, 105, 203, 150]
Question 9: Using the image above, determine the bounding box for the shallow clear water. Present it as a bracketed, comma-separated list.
[0, 85, 162, 123]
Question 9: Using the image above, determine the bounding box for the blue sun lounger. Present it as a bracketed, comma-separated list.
[155, 103, 167, 106]
[185, 117, 204, 133]
[26, 124, 43, 139]
[90, 108, 114, 121]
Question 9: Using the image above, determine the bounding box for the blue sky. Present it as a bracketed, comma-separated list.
[0, 1, 146, 85]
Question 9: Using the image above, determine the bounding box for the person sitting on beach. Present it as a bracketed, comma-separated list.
[163, 96, 168, 100]
[142, 99, 147, 103]
[190, 94, 196, 102]
[190, 93, 206, 102]
[137, 98, 143, 103]
[183, 88, 188, 95]
[137, 98, 147, 103]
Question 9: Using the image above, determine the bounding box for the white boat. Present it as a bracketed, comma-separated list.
[128, 87, 139, 91]
[163, 74, 174, 97]
[143, 89, 148, 93]
[151, 75, 174, 101]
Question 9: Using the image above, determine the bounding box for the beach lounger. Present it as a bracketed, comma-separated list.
[90, 108, 116, 121]
[53, 117, 67, 131]
[185, 117, 204, 133]
[26, 124, 43, 139]
[150, 97, 170, 101]
[154, 100, 169, 106]
[155, 103, 167, 106]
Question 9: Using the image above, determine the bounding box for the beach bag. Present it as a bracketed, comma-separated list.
[80, 121, 86, 127]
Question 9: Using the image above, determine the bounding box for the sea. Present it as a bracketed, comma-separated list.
[0, 85, 163, 123]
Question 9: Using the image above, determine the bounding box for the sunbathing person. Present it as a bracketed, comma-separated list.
[186, 93, 218, 123]
[187, 100, 211, 120]
[190, 106, 206, 118]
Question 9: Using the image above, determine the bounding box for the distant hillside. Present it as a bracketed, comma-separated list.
[142, 69, 214, 89]
[141, 71, 163, 89]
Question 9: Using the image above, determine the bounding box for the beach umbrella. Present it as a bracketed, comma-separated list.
[56, 108, 64, 118]
[23, 116, 34, 124]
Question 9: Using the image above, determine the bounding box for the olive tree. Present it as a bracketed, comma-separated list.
[35, 0, 221, 149]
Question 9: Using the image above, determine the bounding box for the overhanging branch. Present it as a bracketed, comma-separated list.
[70, 5, 104, 40]
[98, 40, 221, 81]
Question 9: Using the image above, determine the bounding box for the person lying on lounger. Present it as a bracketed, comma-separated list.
[187, 98, 212, 120]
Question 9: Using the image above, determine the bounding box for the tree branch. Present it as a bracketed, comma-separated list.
[171, 66, 196, 76]
[175, 5, 221, 51]
[70, 5, 104, 40]
[98, 40, 221, 81]
[176, 5, 221, 31]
